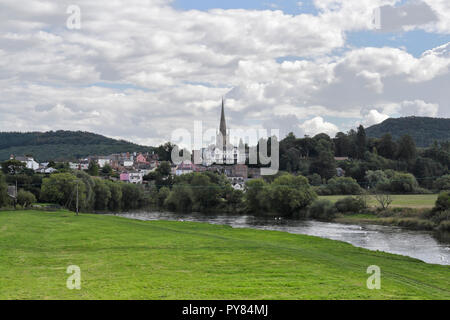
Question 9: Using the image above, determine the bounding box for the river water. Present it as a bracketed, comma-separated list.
[114, 212, 450, 266]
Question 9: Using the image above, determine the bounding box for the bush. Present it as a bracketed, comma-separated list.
[434, 175, 450, 191]
[399, 219, 435, 230]
[434, 191, 450, 212]
[308, 199, 336, 221]
[386, 218, 435, 231]
[383, 172, 419, 193]
[438, 220, 450, 232]
[335, 196, 366, 214]
[17, 190, 36, 208]
[317, 177, 362, 195]
[427, 210, 450, 225]
[307, 173, 322, 186]
[365, 170, 389, 189]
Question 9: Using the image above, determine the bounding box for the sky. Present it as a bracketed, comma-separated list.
[0, 0, 449, 147]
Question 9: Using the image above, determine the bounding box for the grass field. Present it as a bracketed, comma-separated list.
[0, 210, 449, 300]
[319, 194, 439, 208]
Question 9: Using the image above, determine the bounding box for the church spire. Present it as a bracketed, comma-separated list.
[220, 97, 227, 137]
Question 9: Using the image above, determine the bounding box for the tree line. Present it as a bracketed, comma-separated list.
[277, 125, 450, 192]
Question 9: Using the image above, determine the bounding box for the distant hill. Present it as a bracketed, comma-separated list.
[366, 117, 450, 147]
[0, 131, 155, 162]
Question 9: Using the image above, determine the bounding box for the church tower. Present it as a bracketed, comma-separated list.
[218, 97, 228, 150]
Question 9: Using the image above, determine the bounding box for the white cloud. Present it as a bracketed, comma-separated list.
[423, 0, 450, 33]
[299, 116, 339, 137]
[362, 109, 389, 126]
[400, 100, 439, 117]
[0, 0, 448, 147]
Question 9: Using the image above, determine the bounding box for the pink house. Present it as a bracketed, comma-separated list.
[136, 153, 148, 164]
[120, 173, 130, 182]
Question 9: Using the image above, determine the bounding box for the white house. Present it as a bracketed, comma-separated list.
[36, 167, 57, 174]
[13, 155, 39, 171]
[69, 162, 79, 170]
[97, 157, 111, 168]
[69, 161, 89, 170]
[228, 176, 246, 191]
[123, 160, 134, 167]
[120, 172, 144, 184]
[129, 172, 144, 184]
[175, 161, 197, 176]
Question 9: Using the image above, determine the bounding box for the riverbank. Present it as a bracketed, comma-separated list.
[319, 194, 438, 209]
[333, 209, 450, 233]
[0, 210, 449, 299]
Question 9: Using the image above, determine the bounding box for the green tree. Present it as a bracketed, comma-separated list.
[308, 173, 322, 186]
[87, 161, 99, 176]
[356, 125, 367, 159]
[434, 175, 450, 191]
[101, 164, 113, 176]
[321, 177, 362, 195]
[385, 171, 419, 193]
[1, 159, 26, 175]
[268, 174, 317, 216]
[413, 157, 445, 189]
[189, 174, 220, 212]
[156, 142, 176, 161]
[93, 178, 112, 211]
[165, 184, 193, 212]
[377, 133, 397, 159]
[228, 189, 244, 212]
[334, 132, 351, 157]
[335, 196, 366, 213]
[157, 187, 170, 208]
[309, 151, 336, 180]
[308, 199, 336, 221]
[396, 135, 417, 162]
[41, 173, 87, 211]
[157, 161, 172, 176]
[105, 180, 122, 211]
[434, 191, 450, 212]
[121, 183, 144, 211]
[17, 190, 36, 208]
[74, 171, 96, 210]
[365, 170, 389, 190]
[245, 179, 269, 213]
[280, 147, 301, 172]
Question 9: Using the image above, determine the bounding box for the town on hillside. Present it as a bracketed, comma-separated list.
[3, 100, 289, 191]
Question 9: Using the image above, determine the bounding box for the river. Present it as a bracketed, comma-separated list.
[114, 211, 450, 266]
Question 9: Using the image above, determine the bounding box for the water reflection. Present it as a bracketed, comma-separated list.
[114, 212, 450, 266]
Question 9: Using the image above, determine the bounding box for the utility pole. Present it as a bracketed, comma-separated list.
[76, 181, 79, 216]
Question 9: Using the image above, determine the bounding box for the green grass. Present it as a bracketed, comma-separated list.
[0, 210, 449, 300]
[319, 194, 439, 208]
